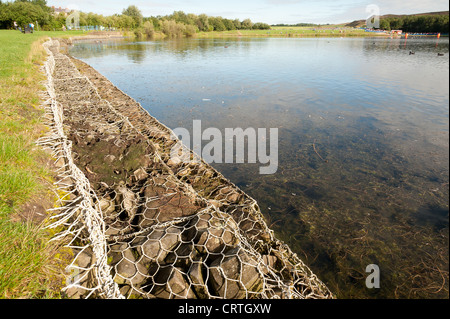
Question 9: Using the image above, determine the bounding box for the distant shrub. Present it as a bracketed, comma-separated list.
[252, 22, 271, 30]
[143, 20, 154, 38]
[133, 30, 143, 39]
[184, 24, 198, 37]
[161, 19, 186, 38]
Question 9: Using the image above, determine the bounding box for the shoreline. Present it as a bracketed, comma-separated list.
[42, 38, 334, 299]
[59, 29, 447, 43]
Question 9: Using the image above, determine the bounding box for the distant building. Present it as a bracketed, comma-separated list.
[51, 6, 71, 16]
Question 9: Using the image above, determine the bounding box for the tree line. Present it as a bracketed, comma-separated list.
[272, 23, 320, 27]
[131, 7, 271, 38]
[0, 1, 271, 36]
[0, 0, 52, 29]
[377, 14, 449, 33]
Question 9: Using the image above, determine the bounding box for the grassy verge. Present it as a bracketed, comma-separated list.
[197, 27, 387, 38]
[0, 30, 84, 298]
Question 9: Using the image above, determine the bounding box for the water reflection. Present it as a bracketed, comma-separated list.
[71, 37, 261, 63]
[70, 37, 449, 299]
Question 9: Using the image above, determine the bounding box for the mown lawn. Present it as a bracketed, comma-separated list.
[0, 30, 84, 298]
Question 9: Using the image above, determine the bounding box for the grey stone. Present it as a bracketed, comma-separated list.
[98, 197, 116, 216]
[113, 248, 148, 287]
[209, 248, 263, 298]
[134, 167, 148, 181]
[195, 228, 238, 254]
[216, 186, 241, 203]
[167, 157, 181, 167]
[64, 268, 95, 299]
[54, 156, 66, 169]
[119, 285, 153, 299]
[140, 227, 181, 264]
[86, 134, 95, 144]
[115, 185, 137, 221]
[188, 262, 209, 298]
[76, 250, 92, 269]
[153, 267, 196, 299]
[141, 184, 200, 224]
[261, 255, 278, 274]
[193, 212, 239, 254]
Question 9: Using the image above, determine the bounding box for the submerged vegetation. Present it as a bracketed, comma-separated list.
[219, 116, 449, 299]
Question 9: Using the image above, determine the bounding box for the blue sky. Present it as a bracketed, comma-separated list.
[47, 0, 449, 24]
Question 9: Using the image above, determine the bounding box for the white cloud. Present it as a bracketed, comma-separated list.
[374, 0, 449, 15]
[46, 0, 449, 24]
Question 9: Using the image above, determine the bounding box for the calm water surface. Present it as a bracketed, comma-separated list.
[70, 37, 449, 298]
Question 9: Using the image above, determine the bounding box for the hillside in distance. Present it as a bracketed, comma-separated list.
[345, 11, 449, 28]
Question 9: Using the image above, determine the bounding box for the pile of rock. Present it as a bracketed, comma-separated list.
[72, 211, 270, 299]
[93, 175, 270, 299]
[51, 41, 333, 299]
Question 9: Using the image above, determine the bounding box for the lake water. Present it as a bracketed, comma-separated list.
[70, 37, 449, 299]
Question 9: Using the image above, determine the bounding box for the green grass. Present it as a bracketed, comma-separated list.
[0, 29, 85, 298]
[0, 216, 50, 297]
[197, 26, 380, 38]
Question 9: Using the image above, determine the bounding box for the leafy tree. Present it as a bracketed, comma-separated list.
[389, 18, 402, 30]
[378, 19, 390, 30]
[381, 14, 449, 33]
[170, 10, 188, 24]
[252, 22, 271, 30]
[233, 18, 241, 30]
[223, 18, 236, 30]
[48, 12, 67, 29]
[78, 12, 88, 26]
[16, 0, 50, 11]
[85, 12, 105, 27]
[186, 13, 197, 26]
[160, 19, 186, 37]
[0, 1, 50, 28]
[184, 24, 197, 37]
[241, 18, 253, 30]
[209, 17, 226, 31]
[149, 17, 160, 31]
[122, 5, 143, 28]
[118, 14, 134, 29]
[0, 0, 278, 35]
[0, 2, 10, 29]
[141, 20, 154, 37]
[196, 13, 210, 32]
